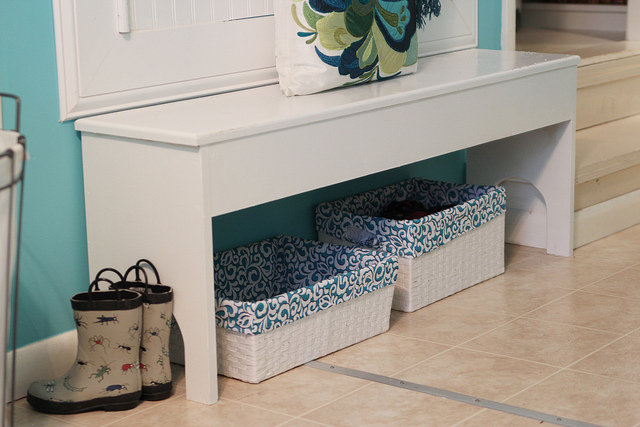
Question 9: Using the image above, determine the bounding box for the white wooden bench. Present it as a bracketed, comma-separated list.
[75, 48, 579, 404]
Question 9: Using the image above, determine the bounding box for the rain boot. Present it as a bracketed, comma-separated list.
[27, 280, 143, 414]
[120, 259, 174, 401]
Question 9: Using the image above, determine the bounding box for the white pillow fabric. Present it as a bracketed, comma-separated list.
[274, 0, 419, 96]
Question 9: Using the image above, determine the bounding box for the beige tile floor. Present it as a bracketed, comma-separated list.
[10, 223, 640, 426]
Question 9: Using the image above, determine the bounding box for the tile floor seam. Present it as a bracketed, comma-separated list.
[276, 416, 333, 427]
[498, 363, 640, 427]
[576, 287, 640, 301]
[435, 295, 568, 318]
[447, 345, 568, 371]
[512, 289, 584, 318]
[433, 286, 583, 323]
[396, 307, 521, 326]
[384, 330, 456, 349]
[492, 325, 640, 422]
[443, 311, 549, 350]
[387, 313, 518, 350]
[451, 407, 491, 426]
[306, 361, 601, 427]
[588, 262, 640, 284]
[290, 380, 378, 424]
[515, 312, 628, 336]
[386, 345, 459, 379]
[564, 366, 640, 386]
[97, 392, 187, 427]
[504, 253, 544, 268]
[562, 325, 640, 373]
[493, 368, 572, 414]
[215, 395, 328, 421]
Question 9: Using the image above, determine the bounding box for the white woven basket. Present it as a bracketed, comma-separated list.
[216, 284, 394, 383]
[319, 214, 505, 312]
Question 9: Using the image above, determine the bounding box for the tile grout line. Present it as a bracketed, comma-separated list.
[497, 312, 640, 417]
[563, 323, 640, 377]
[279, 373, 379, 426]
[98, 391, 187, 427]
[451, 408, 490, 427]
[305, 360, 603, 427]
[578, 287, 640, 302]
[515, 313, 627, 335]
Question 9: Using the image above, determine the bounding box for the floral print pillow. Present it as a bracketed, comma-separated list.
[275, 0, 419, 96]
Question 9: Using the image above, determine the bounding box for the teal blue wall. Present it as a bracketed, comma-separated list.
[0, 1, 501, 348]
[1, 2, 89, 348]
[478, 0, 504, 49]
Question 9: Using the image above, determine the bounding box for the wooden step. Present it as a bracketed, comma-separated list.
[574, 188, 640, 248]
[576, 163, 640, 210]
[576, 42, 640, 129]
[575, 114, 640, 187]
[516, 28, 640, 247]
[574, 114, 640, 247]
[517, 28, 640, 129]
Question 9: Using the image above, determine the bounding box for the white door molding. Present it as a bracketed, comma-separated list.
[52, 0, 478, 121]
[503, 0, 517, 50]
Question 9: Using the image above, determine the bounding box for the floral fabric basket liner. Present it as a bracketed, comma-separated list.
[273, 0, 442, 96]
[315, 178, 507, 258]
[214, 235, 398, 335]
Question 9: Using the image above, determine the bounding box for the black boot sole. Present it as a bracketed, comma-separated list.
[141, 382, 173, 401]
[27, 390, 142, 414]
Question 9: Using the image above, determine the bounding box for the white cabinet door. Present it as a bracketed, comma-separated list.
[417, 0, 477, 57]
[54, 0, 277, 120]
[53, 0, 476, 121]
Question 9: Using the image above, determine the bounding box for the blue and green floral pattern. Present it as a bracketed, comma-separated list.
[316, 178, 507, 258]
[214, 236, 398, 335]
[292, 0, 418, 86]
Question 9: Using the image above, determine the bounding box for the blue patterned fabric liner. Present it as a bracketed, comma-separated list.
[214, 236, 398, 335]
[316, 178, 506, 258]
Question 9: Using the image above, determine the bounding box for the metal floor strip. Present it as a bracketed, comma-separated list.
[306, 361, 602, 427]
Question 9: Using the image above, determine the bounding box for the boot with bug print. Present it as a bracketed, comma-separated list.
[118, 259, 174, 401]
[27, 279, 144, 414]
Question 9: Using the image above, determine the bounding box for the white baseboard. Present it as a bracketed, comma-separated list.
[5, 330, 77, 402]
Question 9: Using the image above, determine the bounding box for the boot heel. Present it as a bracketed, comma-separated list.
[141, 383, 173, 401]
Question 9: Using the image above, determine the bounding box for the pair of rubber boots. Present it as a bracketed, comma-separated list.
[27, 259, 174, 414]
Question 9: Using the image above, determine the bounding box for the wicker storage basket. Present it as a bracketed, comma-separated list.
[214, 235, 398, 383]
[316, 178, 506, 312]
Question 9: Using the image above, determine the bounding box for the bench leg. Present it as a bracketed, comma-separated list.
[467, 121, 575, 257]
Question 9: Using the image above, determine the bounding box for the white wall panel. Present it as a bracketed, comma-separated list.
[53, 0, 477, 121]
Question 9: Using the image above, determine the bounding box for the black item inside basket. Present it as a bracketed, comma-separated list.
[379, 200, 457, 221]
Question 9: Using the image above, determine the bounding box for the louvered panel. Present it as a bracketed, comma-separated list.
[128, 0, 272, 30]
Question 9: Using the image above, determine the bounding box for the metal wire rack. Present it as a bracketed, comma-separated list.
[0, 93, 26, 426]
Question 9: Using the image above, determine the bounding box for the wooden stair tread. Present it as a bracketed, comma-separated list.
[516, 28, 624, 56]
[576, 114, 640, 184]
[575, 163, 640, 210]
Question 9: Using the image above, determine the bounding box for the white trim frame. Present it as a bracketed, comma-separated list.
[52, 0, 278, 121]
[502, 0, 517, 51]
[417, 0, 478, 57]
[53, 0, 478, 121]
